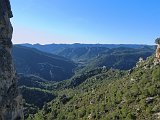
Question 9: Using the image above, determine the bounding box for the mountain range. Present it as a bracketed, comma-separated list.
[11, 43, 160, 120]
[18, 44, 154, 69]
[12, 45, 76, 81]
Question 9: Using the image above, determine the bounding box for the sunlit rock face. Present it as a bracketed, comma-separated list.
[156, 44, 160, 59]
[155, 38, 160, 59]
[0, 0, 23, 120]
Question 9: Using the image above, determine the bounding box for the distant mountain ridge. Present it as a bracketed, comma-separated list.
[15, 44, 155, 73]
[12, 45, 77, 81]
[81, 46, 154, 71]
[18, 43, 155, 63]
[18, 43, 154, 55]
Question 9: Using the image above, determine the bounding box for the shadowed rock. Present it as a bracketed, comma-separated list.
[0, 0, 23, 120]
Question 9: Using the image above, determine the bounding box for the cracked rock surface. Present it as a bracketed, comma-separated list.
[0, 0, 23, 120]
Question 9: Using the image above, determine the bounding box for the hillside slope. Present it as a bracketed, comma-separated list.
[17, 44, 154, 72]
[20, 44, 154, 64]
[29, 56, 160, 120]
[82, 47, 154, 71]
[12, 45, 76, 81]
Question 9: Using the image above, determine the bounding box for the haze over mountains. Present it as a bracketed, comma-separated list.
[15, 43, 155, 71]
[20, 43, 154, 54]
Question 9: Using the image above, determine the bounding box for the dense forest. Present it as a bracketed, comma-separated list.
[11, 45, 160, 120]
[26, 55, 160, 120]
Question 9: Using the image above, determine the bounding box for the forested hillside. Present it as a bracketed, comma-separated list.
[16, 45, 154, 71]
[12, 45, 159, 120]
[20, 44, 154, 63]
[26, 55, 160, 120]
[12, 45, 76, 81]
[80, 47, 154, 72]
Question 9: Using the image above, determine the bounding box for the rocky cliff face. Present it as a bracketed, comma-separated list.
[156, 44, 160, 59]
[0, 0, 23, 120]
[155, 38, 160, 59]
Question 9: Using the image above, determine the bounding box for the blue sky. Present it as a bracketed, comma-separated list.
[10, 0, 160, 44]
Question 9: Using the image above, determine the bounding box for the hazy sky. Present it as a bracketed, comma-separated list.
[10, 0, 160, 44]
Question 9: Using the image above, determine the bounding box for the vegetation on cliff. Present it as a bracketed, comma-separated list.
[24, 55, 160, 120]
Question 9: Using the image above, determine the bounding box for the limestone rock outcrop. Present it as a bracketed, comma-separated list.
[0, 0, 23, 120]
[155, 38, 160, 59]
[156, 45, 160, 59]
